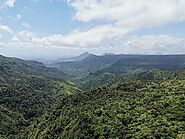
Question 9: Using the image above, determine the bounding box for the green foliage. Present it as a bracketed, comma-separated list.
[57, 54, 124, 75]
[27, 80, 185, 139]
[55, 54, 185, 76]
[103, 55, 185, 74]
[62, 54, 185, 91]
[0, 55, 81, 138]
[73, 73, 121, 91]
[0, 106, 27, 138]
[55, 81, 83, 96]
[1, 54, 185, 138]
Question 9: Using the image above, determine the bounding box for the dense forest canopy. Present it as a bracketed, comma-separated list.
[0, 54, 185, 139]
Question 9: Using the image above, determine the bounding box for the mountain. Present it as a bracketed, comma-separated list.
[68, 52, 91, 61]
[56, 52, 91, 63]
[27, 80, 185, 139]
[56, 54, 127, 75]
[101, 55, 185, 74]
[66, 55, 185, 91]
[1, 54, 185, 139]
[55, 54, 185, 76]
[0, 55, 82, 138]
[0, 55, 68, 81]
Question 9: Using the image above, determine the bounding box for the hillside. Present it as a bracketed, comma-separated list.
[56, 54, 126, 75]
[1, 54, 185, 138]
[0, 55, 67, 81]
[0, 106, 27, 138]
[57, 52, 91, 62]
[102, 55, 185, 74]
[73, 69, 185, 91]
[0, 55, 82, 138]
[54, 54, 185, 76]
[26, 80, 185, 138]
[62, 54, 185, 91]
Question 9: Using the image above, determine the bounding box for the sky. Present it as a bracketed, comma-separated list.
[0, 0, 185, 59]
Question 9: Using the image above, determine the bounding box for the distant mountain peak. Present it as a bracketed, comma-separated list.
[82, 52, 90, 55]
[79, 52, 91, 57]
[57, 52, 92, 62]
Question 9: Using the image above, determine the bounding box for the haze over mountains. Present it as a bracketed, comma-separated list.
[57, 52, 91, 62]
[50, 53, 185, 75]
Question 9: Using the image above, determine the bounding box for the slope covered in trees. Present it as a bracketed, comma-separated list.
[55, 54, 126, 75]
[26, 80, 185, 139]
[54, 54, 185, 76]
[0, 55, 82, 138]
[102, 55, 185, 74]
[62, 54, 185, 91]
[1, 54, 185, 138]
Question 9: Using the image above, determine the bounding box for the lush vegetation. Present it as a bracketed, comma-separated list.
[0, 55, 81, 138]
[27, 80, 185, 138]
[54, 54, 185, 76]
[1, 54, 185, 138]
[55, 54, 125, 75]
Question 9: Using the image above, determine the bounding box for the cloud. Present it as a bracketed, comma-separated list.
[2, 0, 185, 56]
[11, 31, 39, 46]
[3, 0, 16, 7]
[70, 0, 185, 24]
[19, 0, 184, 50]
[56, 0, 185, 47]
[111, 35, 185, 54]
[0, 24, 13, 34]
[16, 14, 22, 20]
[10, 30, 185, 54]
[11, 25, 124, 48]
[21, 22, 30, 29]
[41, 24, 125, 47]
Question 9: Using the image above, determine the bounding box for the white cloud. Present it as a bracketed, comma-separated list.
[0, 24, 13, 34]
[111, 35, 185, 54]
[70, 0, 185, 24]
[10, 30, 185, 55]
[57, 0, 185, 47]
[2, 0, 185, 56]
[41, 24, 125, 47]
[0, 42, 5, 47]
[3, 0, 16, 7]
[16, 14, 21, 20]
[12, 31, 38, 44]
[21, 22, 30, 29]
[16, 0, 184, 50]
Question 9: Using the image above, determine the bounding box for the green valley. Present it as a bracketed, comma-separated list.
[1, 54, 185, 139]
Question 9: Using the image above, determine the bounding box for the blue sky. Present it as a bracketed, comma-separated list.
[1, 0, 78, 34]
[0, 0, 185, 59]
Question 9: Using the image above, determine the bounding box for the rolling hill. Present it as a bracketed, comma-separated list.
[0, 55, 82, 138]
[54, 54, 185, 76]
[102, 55, 185, 74]
[1, 54, 185, 138]
[55, 54, 127, 75]
[58, 52, 91, 62]
[58, 54, 185, 91]
[26, 80, 185, 139]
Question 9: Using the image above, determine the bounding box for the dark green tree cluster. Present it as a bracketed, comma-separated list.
[0, 55, 81, 138]
[1, 54, 185, 138]
[26, 80, 185, 139]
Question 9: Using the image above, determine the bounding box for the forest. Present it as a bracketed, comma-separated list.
[0, 54, 185, 139]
